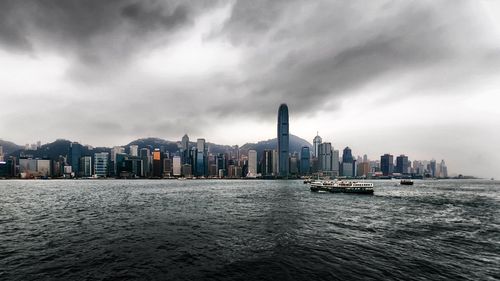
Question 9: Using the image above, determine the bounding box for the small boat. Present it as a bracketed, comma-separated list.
[303, 179, 312, 184]
[310, 180, 374, 194]
[400, 179, 414, 185]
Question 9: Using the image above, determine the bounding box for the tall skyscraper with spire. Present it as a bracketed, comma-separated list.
[277, 103, 289, 177]
[313, 133, 322, 158]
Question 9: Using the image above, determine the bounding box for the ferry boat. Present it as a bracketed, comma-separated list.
[400, 179, 414, 185]
[310, 180, 374, 194]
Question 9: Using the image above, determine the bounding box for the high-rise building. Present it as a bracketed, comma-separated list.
[332, 150, 340, 177]
[430, 159, 437, 177]
[181, 134, 190, 164]
[94, 152, 109, 177]
[290, 154, 299, 175]
[440, 160, 448, 178]
[318, 142, 332, 173]
[196, 138, 207, 177]
[172, 156, 181, 176]
[247, 150, 257, 177]
[79, 156, 92, 177]
[341, 147, 355, 177]
[262, 149, 274, 176]
[140, 148, 151, 177]
[69, 142, 82, 177]
[277, 103, 289, 177]
[152, 149, 162, 177]
[313, 133, 322, 158]
[0, 145, 3, 161]
[300, 146, 310, 175]
[381, 154, 394, 176]
[395, 155, 409, 174]
[216, 153, 226, 178]
[129, 145, 139, 157]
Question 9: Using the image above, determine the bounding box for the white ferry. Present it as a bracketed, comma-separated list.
[310, 180, 374, 194]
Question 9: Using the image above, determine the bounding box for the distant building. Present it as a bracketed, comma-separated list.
[318, 142, 332, 173]
[380, 154, 394, 176]
[94, 152, 109, 178]
[69, 142, 82, 177]
[196, 138, 207, 177]
[341, 147, 355, 178]
[300, 146, 310, 175]
[152, 149, 162, 177]
[430, 159, 437, 177]
[0, 145, 3, 161]
[357, 162, 370, 177]
[332, 150, 340, 177]
[79, 156, 92, 177]
[247, 150, 257, 177]
[395, 155, 409, 174]
[129, 145, 139, 157]
[277, 103, 289, 177]
[313, 133, 322, 158]
[262, 149, 274, 176]
[172, 156, 181, 176]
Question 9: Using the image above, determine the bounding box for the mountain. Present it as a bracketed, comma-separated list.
[0, 139, 23, 155]
[240, 134, 312, 155]
[4, 134, 312, 159]
[124, 137, 233, 155]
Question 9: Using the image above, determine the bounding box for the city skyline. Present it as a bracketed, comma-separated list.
[1, 1, 499, 179]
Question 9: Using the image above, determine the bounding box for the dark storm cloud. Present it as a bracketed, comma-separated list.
[0, 0, 203, 67]
[210, 0, 500, 117]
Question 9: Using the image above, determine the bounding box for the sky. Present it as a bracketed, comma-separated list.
[0, 0, 499, 178]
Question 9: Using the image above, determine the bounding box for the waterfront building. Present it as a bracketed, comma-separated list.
[163, 158, 172, 177]
[439, 160, 448, 178]
[247, 150, 257, 177]
[277, 103, 289, 177]
[172, 156, 181, 176]
[129, 145, 139, 157]
[79, 156, 92, 177]
[381, 154, 394, 176]
[0, 157, 16, 178]
[0, 145, 3, 161]
[94, 152, 109, 177]
[262, 149, 274, 176]
[290, 154, 299, 175]
[430, 159, 437, 177]
[332, 150, 340, 177]
[313, 133, 322, 158]
[318, 142, 332, 173]
[300, 146, 310, 175]
[182, 164, 192, 177]
[272, 150, 278, 176]
[357, 161, 370, 177]
[69, 142, 82, 177]
[140, 148, 151, 177]
[181, 134, 190, 164]
[395, 155, 409, 174]
[196, 138, 207, 177]
[340, 147, 355, 177]
[216, 153, 226, 178]
[152, 149, 162, 177]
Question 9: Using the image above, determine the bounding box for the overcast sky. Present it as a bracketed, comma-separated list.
[1, 0, 499, 178]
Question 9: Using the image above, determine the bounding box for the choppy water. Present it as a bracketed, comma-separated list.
[0, 179, 499, 280]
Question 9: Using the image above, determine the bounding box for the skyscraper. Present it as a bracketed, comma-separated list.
[318, 142, 332, 173]
[395, 154, 409, 174]
[313, 133, 322, 158]
[129, 145, 139, 157]
[300, 146, 310, 175]
[277, 103, 289, 177]
[341, 147, 355, 177]
[247, 150, 257, 177]
[196, 138, 207, 177]
[69, 142, 82, 177]
[381, 154, 394, 176]
[94, 152, 109, 178]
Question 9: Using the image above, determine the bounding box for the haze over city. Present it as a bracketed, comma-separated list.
[1, 0, 499, 178]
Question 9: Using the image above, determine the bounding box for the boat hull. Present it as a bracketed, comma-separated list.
[310, 185, 374, 194]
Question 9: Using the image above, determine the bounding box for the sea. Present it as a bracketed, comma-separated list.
[0, 179, 499, 281]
